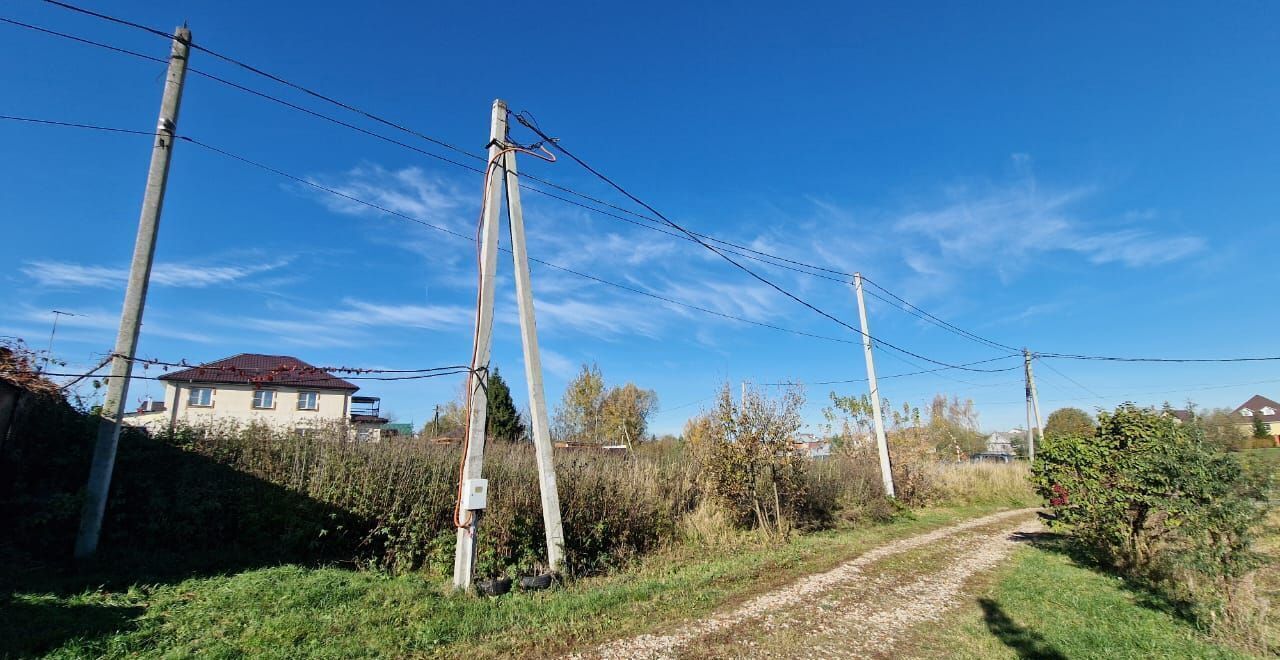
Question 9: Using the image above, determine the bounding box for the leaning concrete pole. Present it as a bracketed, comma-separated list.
[75, 27, 190, 559]
[502, 144, 566, 574]
[853, 273, 896, 498]
[452, 100, 507, 590]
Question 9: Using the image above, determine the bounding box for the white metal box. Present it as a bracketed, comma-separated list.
[462, 478, 488, 510]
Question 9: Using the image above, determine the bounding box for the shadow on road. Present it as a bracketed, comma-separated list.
[978, 597, 1068, 660]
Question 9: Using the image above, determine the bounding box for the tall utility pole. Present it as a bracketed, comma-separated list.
[502, 127, 565, 576]
[853, 273, 896, 498]
[453, 99, 565, 590]
[1023, 348, 1043, 461]
[74, 27, 190, 559]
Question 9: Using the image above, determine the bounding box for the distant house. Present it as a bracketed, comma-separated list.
[122, 353, 389, 440]
[984, 429, 1021, 457]
[1165, 409, 1194, 424]
[1233, 394, 1280, 444]
[793, 433, 831, 459]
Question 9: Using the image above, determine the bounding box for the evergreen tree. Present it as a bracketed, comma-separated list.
[1252, 413, 1270, 439]
[486, 368, 525, 442]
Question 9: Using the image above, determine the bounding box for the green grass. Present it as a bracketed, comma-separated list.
[2, 505, 1010, 659]
[908, 537, 1254, 659]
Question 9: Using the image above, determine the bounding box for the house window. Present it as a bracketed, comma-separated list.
[1263, 407, 1276, 416]
[297, 391, 319, 411]
[1241, 408, 1254, 417]
[252, 389, 275, 409]
[188, 387, 213, 407]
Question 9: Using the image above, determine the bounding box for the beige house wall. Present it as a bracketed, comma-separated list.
[124, 382, 351, 430]
[1235, 420, 1280, 436]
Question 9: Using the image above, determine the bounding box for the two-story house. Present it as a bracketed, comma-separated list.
[1233, 394, 1280, 443]
[123, 353, 388, 439]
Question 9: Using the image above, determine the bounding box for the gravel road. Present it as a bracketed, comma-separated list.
[577, 508, 1041, 659]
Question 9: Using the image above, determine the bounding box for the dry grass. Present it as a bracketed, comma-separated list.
[930, 461, 1037, 507]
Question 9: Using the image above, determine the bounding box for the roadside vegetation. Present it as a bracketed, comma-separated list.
[1, 343, 1036, 657]
[1031, 403, 1275, 655]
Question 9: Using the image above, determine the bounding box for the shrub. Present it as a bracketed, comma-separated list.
[2, 381, 1032, 586]
[1033, 403, 1268, 646]
[703, 385, 808, 536]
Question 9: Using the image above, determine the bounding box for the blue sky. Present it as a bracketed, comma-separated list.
[2, 1, 1278, 434]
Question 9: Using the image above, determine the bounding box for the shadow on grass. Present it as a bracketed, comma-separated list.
[1016, 528, 1192, 624]
[1, 429, 376, 598]
[978, 598, 1068, 660]
[0, 596, 143, 658]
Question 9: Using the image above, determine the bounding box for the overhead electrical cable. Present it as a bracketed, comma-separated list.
[16, 5, 860, 284]
[513, 111, 1015, 373]
[1032, 357, 1106, 401]
[0, 113, 863, 347]
[858, 275, 1020, 354]
[1036, 352, 1280, 364]
[759, 356, 1022, 387]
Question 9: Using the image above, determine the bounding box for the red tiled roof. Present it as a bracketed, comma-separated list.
[1233, 394, 1280, 423]
[159, 353, 359, 391]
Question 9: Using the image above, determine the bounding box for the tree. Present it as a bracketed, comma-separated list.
[924, 394, 985, 458]
[485, 368, 525, 442]
[682, 412, 714, 445]
[422, 390, 467, 439]
[600, 382, 658, 446]
[553, 363, 605, 443]
[704, 383, 807, 533]
[1192, 408, 1249, 451]
[1044, 407, 1096, 439]
[1252, 413, 1270, 439]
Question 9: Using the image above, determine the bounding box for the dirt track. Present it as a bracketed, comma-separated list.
[577, 508, 1041, 659]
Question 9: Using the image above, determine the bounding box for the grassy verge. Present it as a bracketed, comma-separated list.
[3, 505, 1016, 658]
[905, 534, 1261, 659]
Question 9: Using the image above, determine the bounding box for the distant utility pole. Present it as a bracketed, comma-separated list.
[41, 310, 77, 373]
[853, 273, 896, 498]
[1023, 348, 1043, 462]
[453, 99, 565, 591]
[74, 27, 190, 560]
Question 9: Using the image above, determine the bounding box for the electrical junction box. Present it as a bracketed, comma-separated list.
[462, 478, 488, 510]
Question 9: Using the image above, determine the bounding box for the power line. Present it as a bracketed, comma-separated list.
[858, 275, 1019, 353]
[172, 134, 864, 346]
[2, 368, 472, 382]
[1036, 352, 1280, 364]
[15, 6, 861, 285]
[759, 356, 1022, 387]
[1033, 357, 1106, 401]
[0, 113, 868, 347]
[514, 111, 1014, 374]
[0, 113, 158, 136]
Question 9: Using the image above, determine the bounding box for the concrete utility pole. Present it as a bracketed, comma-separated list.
[853, 273, 896, 498]
[453, 99, 566, 590]
[502, 132, 565, 575]
[75, 27, 190, 559]
[1023, 348, 1043, 462]
[453, 102, 507, 590]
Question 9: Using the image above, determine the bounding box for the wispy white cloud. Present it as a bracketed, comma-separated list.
[12, 306, 219, 344]
[214, 296, 475, 350]
[323, 298, 473, 331]
[22, 258, 293, 289]
[539, 347, 578, 379]
[306, 164, 470, 230]
[891, 173, 1203, 273]
[533, 297, 665, 340]
[1069, 230, 1204, 267]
